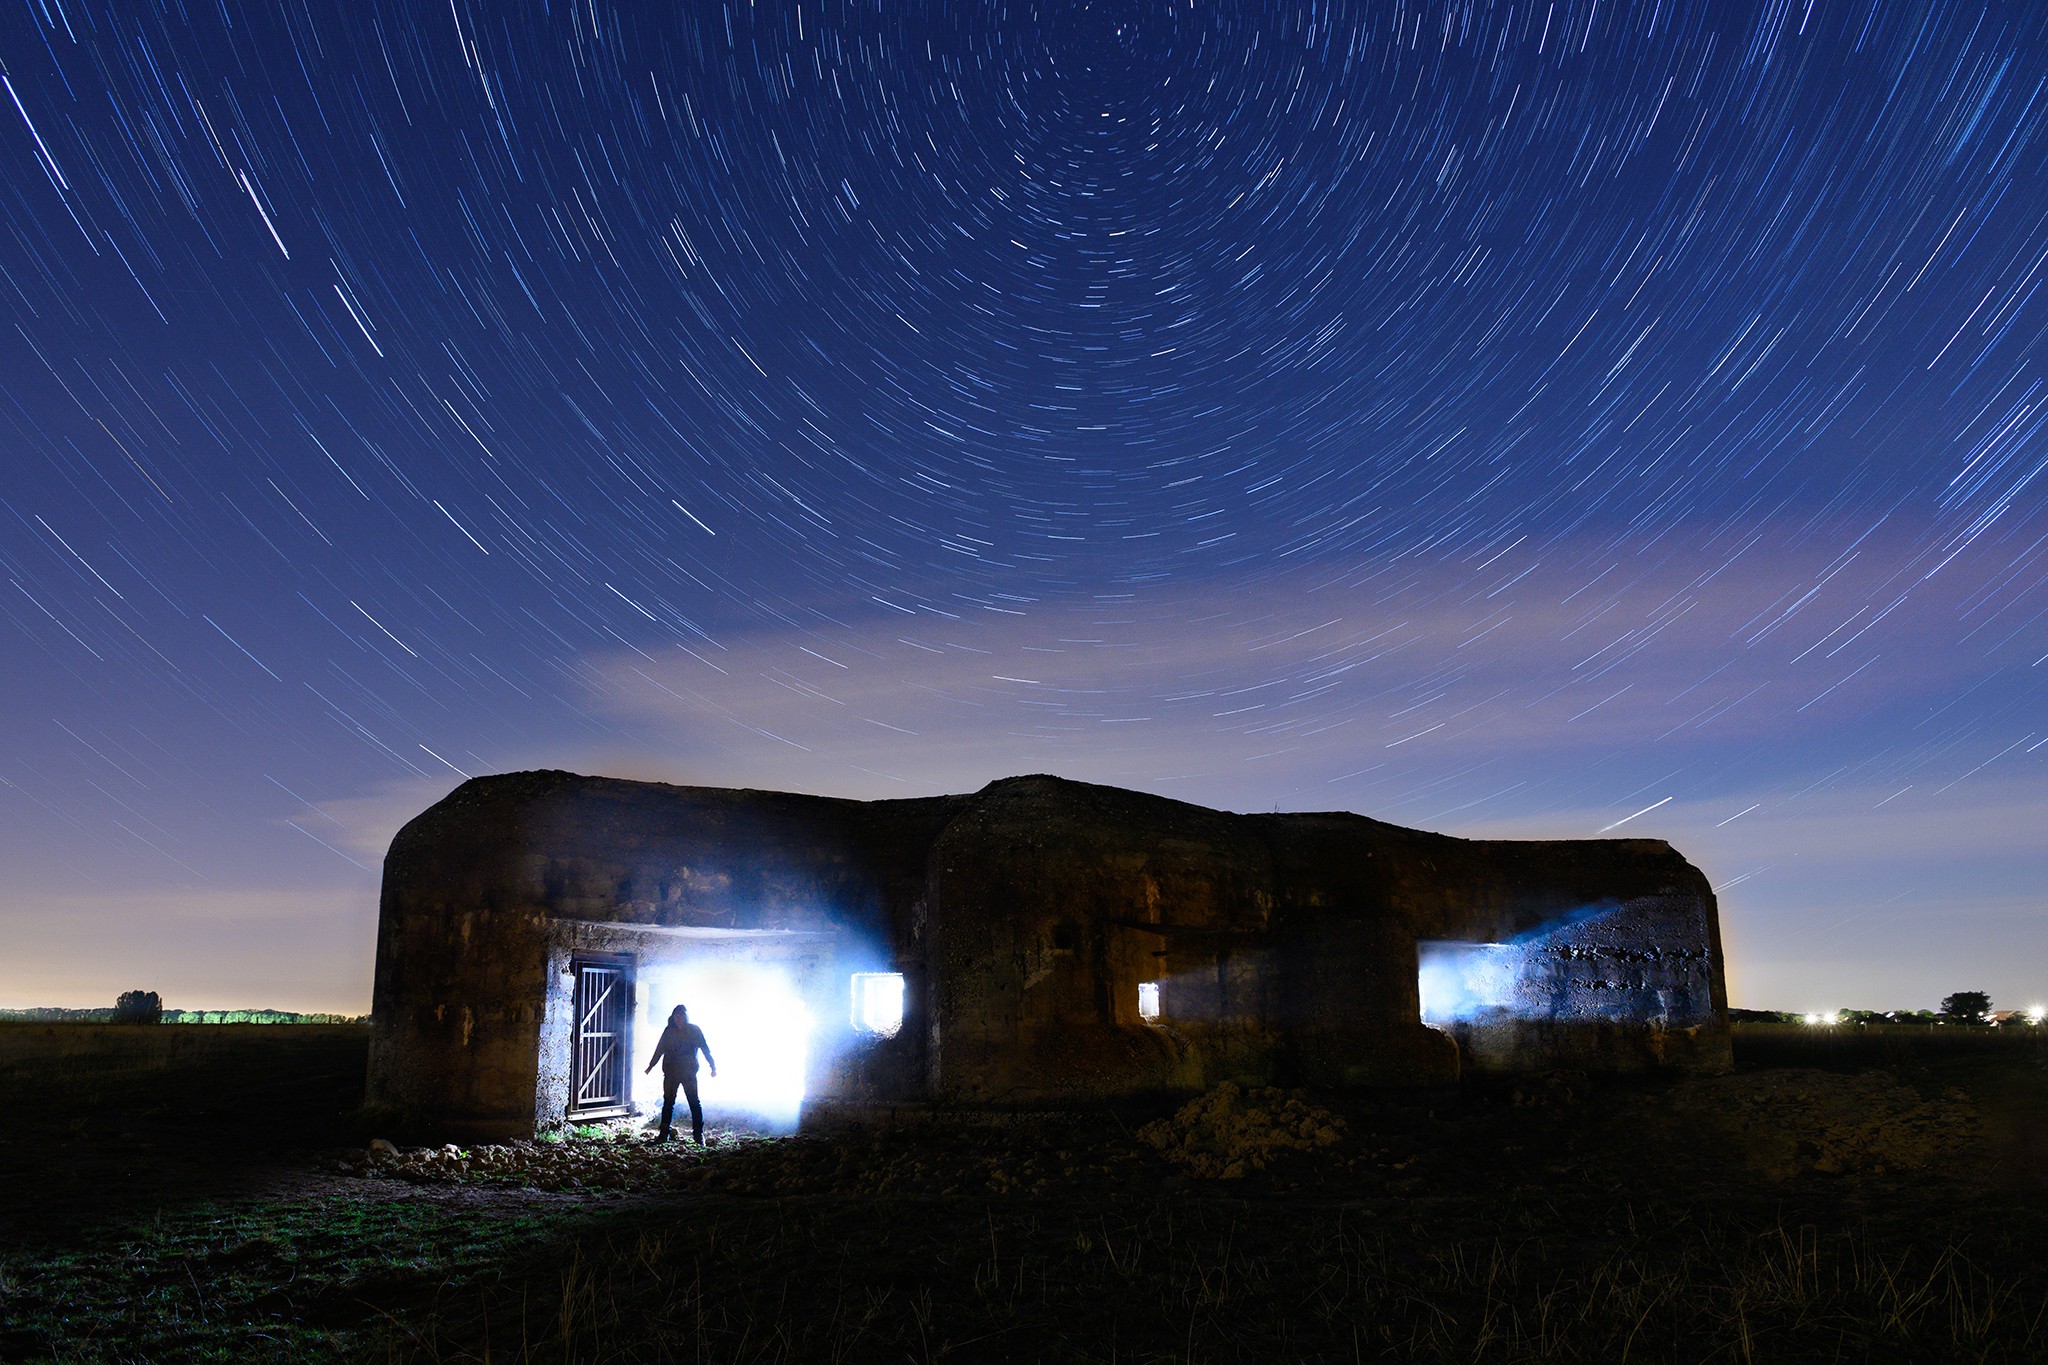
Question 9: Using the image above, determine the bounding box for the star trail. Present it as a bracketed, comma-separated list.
[2, 1, 2044, 1013]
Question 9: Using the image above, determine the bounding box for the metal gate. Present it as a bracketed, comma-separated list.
[569, 958, 631, 1114]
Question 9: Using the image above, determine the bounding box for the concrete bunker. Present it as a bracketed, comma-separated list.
[367, 771, 1730, 1138]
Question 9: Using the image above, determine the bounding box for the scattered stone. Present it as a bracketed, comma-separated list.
[352, 1128, 729, 1191]
[341, 1120, 1166, 1198]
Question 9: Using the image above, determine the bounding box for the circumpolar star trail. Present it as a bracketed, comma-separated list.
[1, 2, 2043, 1013]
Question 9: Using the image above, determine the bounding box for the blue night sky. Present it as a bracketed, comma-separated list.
[2, 1, 2043, 1015]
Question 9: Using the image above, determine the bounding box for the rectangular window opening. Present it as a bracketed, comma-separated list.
[1137, 980, 1161, 1021]
[1416, 940, 1519, 1026]
[851, 971, 905, 1037]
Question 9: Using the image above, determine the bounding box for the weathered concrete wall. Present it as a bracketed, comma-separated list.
[1434, 890, 1729, 1074]
[1257, 814, 1462, 1086]
[1263, 813, 1729, 1076]
[439, 770, 956, 936]
[364, 901, 547, 1138]
[370, 769, 1731, 1134]
[366, 776, 558, 1137]
[370, 771, 958, 1136]
[926, 776, 1275, 1101]
[921, 782, 1728, 1096]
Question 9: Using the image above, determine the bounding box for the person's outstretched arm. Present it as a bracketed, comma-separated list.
[645, 1028, 666, 1074]
[699, 1034, 716, 1077]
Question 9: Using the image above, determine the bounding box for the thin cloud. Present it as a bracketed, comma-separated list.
[576, 522, 2001, 810]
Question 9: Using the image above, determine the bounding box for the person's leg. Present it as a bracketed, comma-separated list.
[658, 1074, 678, 1140]
[682, 1071, 703, 1144]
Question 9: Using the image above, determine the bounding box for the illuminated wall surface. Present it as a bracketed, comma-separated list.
[1415, 900, 1723, 1081]
[367, 771, 1729, 1137]
[1419, 943, 1524, 1024]
[1419, 901, 1716, 1027]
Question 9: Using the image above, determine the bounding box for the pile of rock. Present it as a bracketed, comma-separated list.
[341, 1122, 1159, 1198]
[1136, 1083, 1346, 1180]
[342, 1132, 725, 1190]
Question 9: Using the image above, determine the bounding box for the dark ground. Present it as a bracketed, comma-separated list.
[1, 1022, 2044, 1363]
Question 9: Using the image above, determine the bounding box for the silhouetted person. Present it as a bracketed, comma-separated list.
[645, 1003, 716, 1143]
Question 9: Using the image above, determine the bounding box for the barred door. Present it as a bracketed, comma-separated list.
[570, 959, 630, 1113]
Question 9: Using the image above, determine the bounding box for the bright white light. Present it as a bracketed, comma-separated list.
[1137, 981, 1160, 1020]
[850, 972, 904, 1037]
[638, 959, 813, 1127]
[1803, 1011, 1838, 1027]
[1418, 942, 1520, 1024]
[2028, 1004, 2046, 1024]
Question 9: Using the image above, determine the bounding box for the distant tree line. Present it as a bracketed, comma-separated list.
[1730, 991, 2032, 1026]
[1729, 1008, 1937, 1025]
[1, 990, 364, 1025]
[159, 1009, 367, 1024]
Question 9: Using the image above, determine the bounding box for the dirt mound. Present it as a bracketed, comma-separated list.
[1671, 1068, 1984, 1180]
[1137, 1083, 1346, 1179]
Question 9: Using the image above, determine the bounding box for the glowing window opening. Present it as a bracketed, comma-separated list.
[1137, 981, 1161, 1020]
[1417, 941, 1519, 1025]
[851, 972, 905, 1037]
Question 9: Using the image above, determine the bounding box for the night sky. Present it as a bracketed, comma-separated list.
[3, 1, 2044, 1016]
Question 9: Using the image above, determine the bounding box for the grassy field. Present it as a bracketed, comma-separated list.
[2, 1022, 2044, 1363]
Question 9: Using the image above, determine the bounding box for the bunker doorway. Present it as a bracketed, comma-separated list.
[569, 955, 634, 1117]
[636, 955, 820, 1130]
